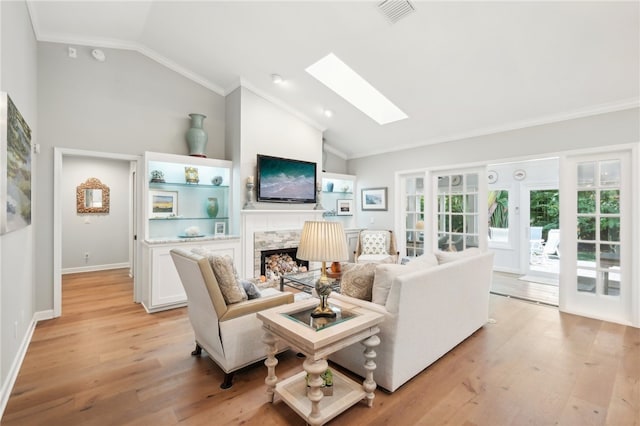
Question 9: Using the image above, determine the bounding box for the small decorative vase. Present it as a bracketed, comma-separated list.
[326, 182, 334, 192]
[186, 113, 208, 157]
[206, 197, 219, 218]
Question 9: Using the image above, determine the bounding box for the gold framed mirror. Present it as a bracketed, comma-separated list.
[77, 177, 110, 214]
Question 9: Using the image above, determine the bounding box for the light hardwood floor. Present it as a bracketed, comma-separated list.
[3, 269, 638, 425]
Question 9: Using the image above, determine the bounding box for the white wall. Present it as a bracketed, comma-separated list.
[61, 157, 131, 271]
[36, 42, 226, 313]
[236, 87, 323, 209]
[348, 108, 640, 231]
[0, 0, 37, 409]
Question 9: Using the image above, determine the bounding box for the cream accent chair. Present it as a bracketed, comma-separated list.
[354, 229, 399, 264]
[170, 248, 294, 389]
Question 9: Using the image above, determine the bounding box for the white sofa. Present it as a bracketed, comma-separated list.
[330, 249, 494, 392]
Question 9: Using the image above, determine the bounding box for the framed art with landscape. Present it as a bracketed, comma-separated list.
[149, 190, 178, 218]
[361, 187, 388, 211]
[1, 92, 32, 234]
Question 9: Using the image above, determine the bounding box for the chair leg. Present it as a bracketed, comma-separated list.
[220, 372, 235, 389]
[191, 343, 202, 356]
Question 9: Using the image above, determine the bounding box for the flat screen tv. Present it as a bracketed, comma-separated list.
[256, 154, 317, 204]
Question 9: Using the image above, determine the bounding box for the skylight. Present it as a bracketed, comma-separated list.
[305, 53, 408, 125]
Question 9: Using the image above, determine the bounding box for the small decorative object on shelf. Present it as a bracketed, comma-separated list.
[186, 113, 208, 157]
[185, 166, 199, 184]
[326, 181, 334, 192]
[211, 175, 223, 186]
[306, 368, 334, 396]
[244, 176, 256, 209]
[181, 226, 202, 237]
[314, 182, 324, 210]
[150, 170, 165, 183]
[206, 197, 219, 218]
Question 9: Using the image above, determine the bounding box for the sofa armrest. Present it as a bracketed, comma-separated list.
[219, 292, 294, 322]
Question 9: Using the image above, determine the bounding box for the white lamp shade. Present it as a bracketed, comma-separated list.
[297, 221, 349, 262]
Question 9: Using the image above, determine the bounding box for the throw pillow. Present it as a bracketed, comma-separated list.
[361, 232, 389, 255]
[241, 279, 261, 300]
[340, 263, 377, 301]
[371, 264, 409, 305]
[435, 247, 481, 264]
[209, 255, 247, 304]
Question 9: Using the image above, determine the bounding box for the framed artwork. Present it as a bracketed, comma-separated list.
[214, 221, 226, 235]
[361, 187, 388, 211]
[1, 92, 32, 234]
[149, 190, 178, 218]
[336, 199, 354, 216]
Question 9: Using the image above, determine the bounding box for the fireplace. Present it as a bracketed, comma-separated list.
[260, 247, 308, 281]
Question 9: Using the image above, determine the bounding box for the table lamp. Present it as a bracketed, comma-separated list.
[296, 221, 349, 318]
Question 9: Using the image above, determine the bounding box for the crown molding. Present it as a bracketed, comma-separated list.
[348, 98, 640, 159]
[323, 142, 348, 160]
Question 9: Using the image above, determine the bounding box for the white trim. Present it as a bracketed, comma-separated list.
[349, 100, 640, 159]
[0, 316, 36, 418]
[62, 262, 130, 275]
[33, 310, 54, 322]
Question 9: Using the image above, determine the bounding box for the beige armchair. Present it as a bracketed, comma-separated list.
[170, 248, 294, 389]
[354, 229, 399, 264]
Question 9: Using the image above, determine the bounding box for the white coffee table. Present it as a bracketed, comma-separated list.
[257, 297, 384, 426]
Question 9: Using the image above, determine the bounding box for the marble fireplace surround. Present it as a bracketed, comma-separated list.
[241, 210, 325, 279]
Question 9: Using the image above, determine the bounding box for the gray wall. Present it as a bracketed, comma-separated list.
[0, 0, 37, 394]
[61, 157, 131, 271]
[36, 42, 226, 311]
[348, 108, 640, 230]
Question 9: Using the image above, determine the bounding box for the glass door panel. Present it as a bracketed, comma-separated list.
[561, 151, 631, 325]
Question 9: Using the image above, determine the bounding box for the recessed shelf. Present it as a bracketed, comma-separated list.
[149, 182, 229, 189]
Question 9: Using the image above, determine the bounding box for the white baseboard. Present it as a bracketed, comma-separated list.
[0, 314, 38, 419]
[34, 309, 55, 321]
[62, 262, 130, 275]
[492, 266, 521, 275]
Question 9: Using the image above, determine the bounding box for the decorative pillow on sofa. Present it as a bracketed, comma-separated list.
[241, 279, 262, 300]
[361, 232, 389, 255]
[435, 247, 481, 264]
[340, 263, 377, 301]
[208, 255, 247, 304]
[371, 254, 438, 305]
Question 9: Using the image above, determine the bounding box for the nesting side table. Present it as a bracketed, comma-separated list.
[257, 298, 383, 426]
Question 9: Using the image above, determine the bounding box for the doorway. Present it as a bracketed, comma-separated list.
[524, 187, 560, 281]
[53, 148, 141, 317]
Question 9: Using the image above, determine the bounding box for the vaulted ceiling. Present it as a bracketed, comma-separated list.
[28, 1, 639, 159]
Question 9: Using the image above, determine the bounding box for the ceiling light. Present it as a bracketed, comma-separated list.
[271, 74, 284, 84]
[91, 49, 106, 62]
[323, 109, 333, 118]
[306, 53, 408, 125]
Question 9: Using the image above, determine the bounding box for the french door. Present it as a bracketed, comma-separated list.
[429, 168, 487, 253]
[559, 150, 632, 324]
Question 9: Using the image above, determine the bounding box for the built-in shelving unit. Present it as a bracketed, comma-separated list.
[140, 152, 240, 313]
[320, 172, 360, 261]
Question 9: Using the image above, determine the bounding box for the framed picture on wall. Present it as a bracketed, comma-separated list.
[361, 187, 388, 211]
[1, 92, 32, 234]
[336, 199, 354, 216]
[149, 190, 178, 218]
[214, 221, 226, 235]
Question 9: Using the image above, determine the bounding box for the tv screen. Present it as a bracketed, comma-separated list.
[256, 154, 317, 203]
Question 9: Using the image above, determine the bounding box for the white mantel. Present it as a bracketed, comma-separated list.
[241, 210, 325, 278]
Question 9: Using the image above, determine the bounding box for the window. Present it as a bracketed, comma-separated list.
[437, 173, 479, 251]
[404, 175, 425, 257]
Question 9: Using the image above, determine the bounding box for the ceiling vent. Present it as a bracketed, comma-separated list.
[378, 0, 415, 24]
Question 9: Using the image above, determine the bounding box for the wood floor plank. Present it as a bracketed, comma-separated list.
[2, 269, 638, 425]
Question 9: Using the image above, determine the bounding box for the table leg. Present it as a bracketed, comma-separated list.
[303, 357, 328, 424]
[362, 334, 380, 407]
[263, 330, 279, 403]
